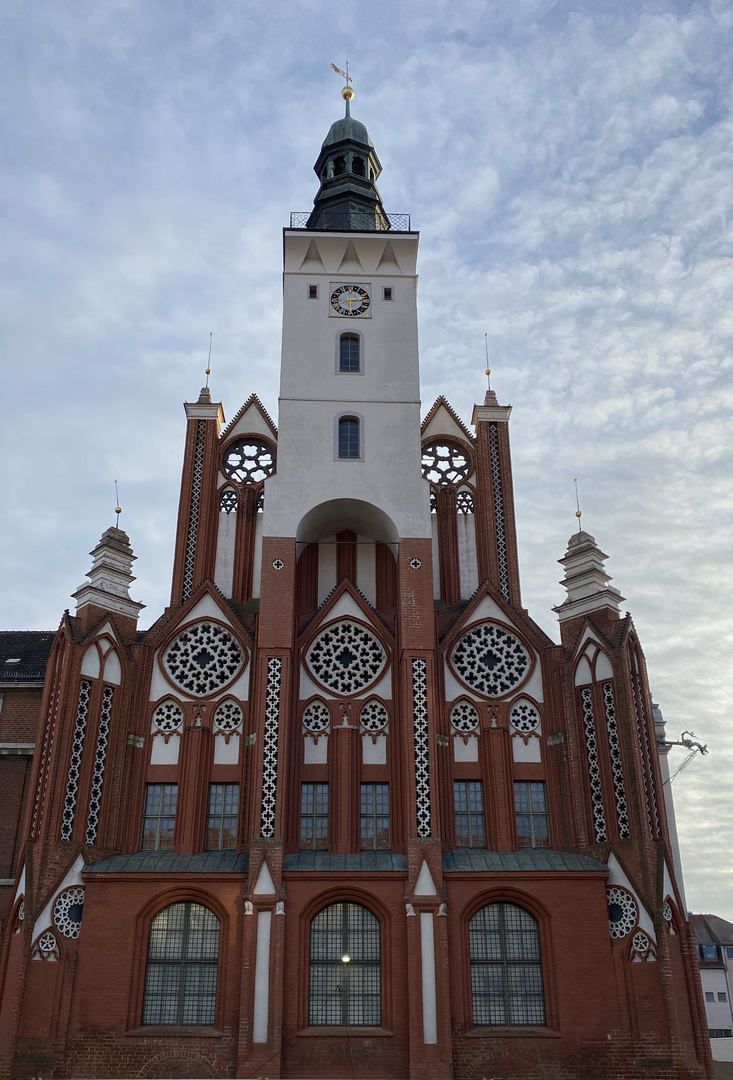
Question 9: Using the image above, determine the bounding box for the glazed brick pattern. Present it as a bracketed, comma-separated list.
[0, 690, 42, 743]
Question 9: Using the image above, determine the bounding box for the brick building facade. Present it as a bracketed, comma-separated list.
[0, 88, 713, 1079]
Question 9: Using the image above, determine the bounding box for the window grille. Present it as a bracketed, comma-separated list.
[338, 417, 360, 458]
[301, 782, 329, 849]
[454, 780, 485, 847]
[470, 902, 545, 1026]
[206, 784, 239, 850]
[141, 784, 177, 850]
[514, 780, 550, 848]
[309, 902, 381, 1026]
[340, 335, 360, 372]
[142, 902, 219, 1025]
[360, 783, 390, 850]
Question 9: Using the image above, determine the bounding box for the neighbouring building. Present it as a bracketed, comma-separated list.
[0, 86, 713, 1080]
[691, 914, 733, 1058]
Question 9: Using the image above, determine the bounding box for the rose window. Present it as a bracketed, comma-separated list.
[607, 886, 637, 939]
[421, 441, 472, 485]
[222, 439, 276, 485]
[53, 886, 85, 939]
[510, 700, 540, 733]
[663, 902, 673, 923]
[306, 621, 387, 696]
[451, 623, 530, 698]
[152, 700, 184, 732]
[303, 701, 330, 733]
[360, 700, 388, 732]
[163, 622, 245, 696]
[450, 701, 479, 733]
[214, 700, 243, 730]
[18, 900, 24, 922]
[38, 930, 57, 953]
[632, 930, 651, 954]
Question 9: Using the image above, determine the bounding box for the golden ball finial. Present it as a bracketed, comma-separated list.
[205, 368, 211, 376]
[485, 368, 491, 377]
[575, 510, 583, 519]
[115, 506, 122, 515]
[342, 85, 354, 102]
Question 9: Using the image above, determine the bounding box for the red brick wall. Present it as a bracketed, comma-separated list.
[0, 689, 42, 744]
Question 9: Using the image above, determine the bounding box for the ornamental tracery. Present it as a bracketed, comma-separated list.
[219, 488, 238, 514]
[360, 699, 388, 732]
[222, 439, 276, 485]
[53, 886, 85, 939]
[510, 700, 540, 734]
[152, 699, 184, 732]
[450, 700, 479, 733]
[450, 622, 530, 698]
[607, 886, 637, 939]
[305, 620, 387, 696]
[421, 441, 473, 485]
[303, 700, 331, 733]
[163, 622, 245, 696]
[456, 489, 475, 514]
[214, 700, 243, 731]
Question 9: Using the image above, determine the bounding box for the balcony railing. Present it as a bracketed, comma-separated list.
[289, 210, 412, 231]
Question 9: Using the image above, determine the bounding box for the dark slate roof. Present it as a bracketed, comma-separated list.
[442, 848, 607, 873]
[691, 914, 733, 945]
[0, 631, 56, 683]
[85, 850, 249, 874]
[283, 851, 408, 873]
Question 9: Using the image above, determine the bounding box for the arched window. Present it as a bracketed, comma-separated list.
[309, 901, 381, 1026]
[338, 416, 360, 459]
[352, 156, 365, 176]
[339, 334, 360, 372]
[142, 902, 220, 1025]
[469, 902, 545, 1026]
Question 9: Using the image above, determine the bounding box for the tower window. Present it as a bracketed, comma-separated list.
[141, 784, 177, 850]
[143, 902, 219, 1025]
[339, 334, 360, 373]
[309, 284, 318, 299]
[309, 901, 381, 1025]
[382, 287, 393, 301]
[338, 416, 360, 459]
[360, 783, 390, 850]
[454, 780, 485, 847]
[514, 781, 549, 848]
[206, 783, 239, 850]
[469, 902, 545, 1026]
[334, 156, 346, 176]
[352, 156, 365, 176]
[301, 782, 329, 849]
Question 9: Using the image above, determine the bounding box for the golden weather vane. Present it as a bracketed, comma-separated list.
[331, 61, 355, 106]
[331, 60, 352, 86]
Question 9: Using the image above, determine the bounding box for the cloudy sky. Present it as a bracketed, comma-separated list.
[1, 1, 731, 921]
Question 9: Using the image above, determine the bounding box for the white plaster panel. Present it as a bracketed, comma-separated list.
[420, 912, 438, 1044]
[431, 515, 440, 598]
[150, 732, 180, 765]
[663, 860, 677, 908]
[512, 734, 542, 763]
[226, 404, 275, 440]
[606, 852, 656, 943]
[180, 594, 233, 625]
[415, 861, 437, 896]
[471, 595, 510, 623]
[362, 733, 387, 764]
[356, 535, 376, 606]
[318, 538, 338, 605]
[324, 591, 368, 622]
[225, 666, 251, 702]
[254, 861, 275, 895]
[214, 732, 240, 766]
[444, 665, 469, 703]
[574, 657, 593, 686]
[35, 855, 85, 938]
[14, 866, 25, 902]
[457, 513, 479, 600]
[149, 665, 180, 703]
[522, 662, 544, 705]
[595, 652, 613, 680]
[103, 649, 122, 685]
[252, 513, 263, 598]
[578, 627, 604, 652]
[214, 508, 237, 599]
[453, 735, 479, 762]
[97, 623, 117, 643]
[422, 406, 473, 446]
[304, 734, 328, 764]
[81, 647, 100, 678]
[253, 910, 271, 1043]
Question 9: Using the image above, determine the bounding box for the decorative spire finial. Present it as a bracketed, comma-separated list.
[205, 331, 213, 389]
[574, 477, 583, 532]
[331, 61, 354, 114]
[114, 480, 122, 528]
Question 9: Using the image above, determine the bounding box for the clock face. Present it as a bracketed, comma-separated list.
[330, 282, 371, 317]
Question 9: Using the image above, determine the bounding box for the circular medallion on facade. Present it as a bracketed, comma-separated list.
[53, 887, 85, 939]
[421, 441, 473, 485]
[606, 886, 637, 939]
[450, 700, 480, 733]
[632, 930, 651, 954]
[663, 902, 673, 923]
[450, 622, 530, 698]
[303, 700, 331, 733]
[360, 700, 388, 732]
[272, 559, 284, 571]
[152, 699, 184, 732]
[306, 620, 387, 696]
[18, 900, 24, 922]
[214, 700, 243, 731]
[163, 622, 245, 697]
[509, 700, 540, 733]
[409, 558, 422, 570]
[38, 930, 57, 953]
[222, 439, 276, 485]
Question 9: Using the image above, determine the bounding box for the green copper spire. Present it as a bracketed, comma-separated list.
[307, 84, 389, 231]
